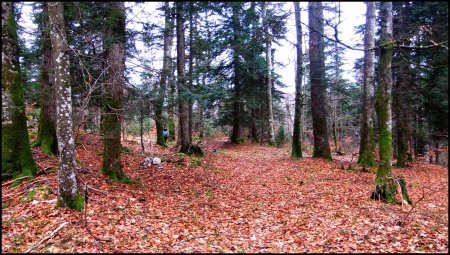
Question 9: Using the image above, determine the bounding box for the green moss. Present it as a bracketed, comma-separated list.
[190, 157, 202, 167]
[20, 189, 36, 203]
[56, 193, 84, 211]
[32, 111, 57, 156]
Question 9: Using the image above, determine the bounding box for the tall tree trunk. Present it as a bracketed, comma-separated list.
[231, 3, 243, 144]
[47, 1, 83, 210]
[292, 2, 303, 158]
[392, 4, 409, 167]
[373, 2, 407, 204]
[168, 63, 176, 141]
[155, 2, 174, 147]
[358, 2, 376, 166]
[261, 2, 275, 146]
[2, 2, 38, 180]
[176, 2, 190, 152]
[101, 2, 129, 182]
[32, 3, 58, 156]
[308, 2, 332, 160]
[188, 2, 194, 143]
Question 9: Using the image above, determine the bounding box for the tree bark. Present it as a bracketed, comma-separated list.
[230, 3, 243, 144]
[292, 2, 303, 158]
[176, 2, 190, 153]
[308, 2, 332, 160]
[261, 2, 275, 146]
[2, 2, 38, 180]
[32, 3, 58, 156]
[155, 2, 174, 147]
[188, 2, 194, 143]
[47, 1, 83, 210]
[358, 2, 376, 166]
[373, 2, 403, 204]
[392, 4, 409, 168]
[101, 2, 129, 182]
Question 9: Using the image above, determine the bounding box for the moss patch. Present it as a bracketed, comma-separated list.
[56, 193, 84, 211]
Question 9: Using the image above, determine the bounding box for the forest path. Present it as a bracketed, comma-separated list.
[1, 135, 448, 253]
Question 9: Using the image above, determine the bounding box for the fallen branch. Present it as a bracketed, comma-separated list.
[25, 221, 68, 253]
[2, 176, 32, 187]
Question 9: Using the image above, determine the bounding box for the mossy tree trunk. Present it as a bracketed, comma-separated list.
[230, 3, 243, 144]
[47, 2, 83, 210]
[373, 2, 398, 204]
[308, 2, 332, 160]
[33, 3, 58, 156]
[291, 2, 303, 158]
[155, 2, 174, 147]
[358, 2, 376, 167]
[1, 2, 38, 181]
[101, 1, 129, 183]
[176, 2, 191, 153]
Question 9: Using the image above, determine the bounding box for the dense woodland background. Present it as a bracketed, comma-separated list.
[1, 1, 448, 253]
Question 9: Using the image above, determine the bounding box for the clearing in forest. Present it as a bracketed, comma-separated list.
[1, 135, 448, 253]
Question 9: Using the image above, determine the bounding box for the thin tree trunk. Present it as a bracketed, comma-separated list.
[168, 63, 176, 141]
[33, 3, 58, 156]
[176, 2, 190, 153]
[261, 2, 275, 146]
[2, 2, 38, 180]
[188, 2, 194, 143]
[101, 2, 129, 182]
[308, 2, 332, 160]
[231, 3, 243, 144]
[292, 1, 303, 158]
[358, 2, 376, 166]
[155, 2, 174, 147]
[47, 1, 83, 210]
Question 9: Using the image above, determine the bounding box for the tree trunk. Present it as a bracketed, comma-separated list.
[373, 2, 406, 204]
[32, 3, 58, 156]
[168, 63, 176, 141]
[231, 3, 243, 144]
[47, 1, 83, 210]
[392, 4, 409, 168]
[155, 2, 174, 147]
[176, 2, 190, 153]
[101, 2, 129, 183]
[261, 2, 275, 146]
[308, 2, 332, 160]
[292, 2, 303, 158]
[358, 2, 376, 166]
[188, 2, 194, 143]
[1, 2, 38, 180]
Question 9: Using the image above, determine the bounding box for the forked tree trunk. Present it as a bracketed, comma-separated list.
[292, 2, 303, 158]
[2, 2, 38, 180]
[47, 1, 83, 210]
[357, 0, 376, 167]
[101, 2, 129, 183]
[32, 3, 58, 156]
[308, 2, 332, 160]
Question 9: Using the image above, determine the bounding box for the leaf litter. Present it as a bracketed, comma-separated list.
[1, 134, 448, 253]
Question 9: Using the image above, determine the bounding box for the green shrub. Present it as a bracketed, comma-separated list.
[275, 125, 288, 147]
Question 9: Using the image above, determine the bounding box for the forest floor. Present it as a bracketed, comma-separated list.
[1, 134, 448, 253]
